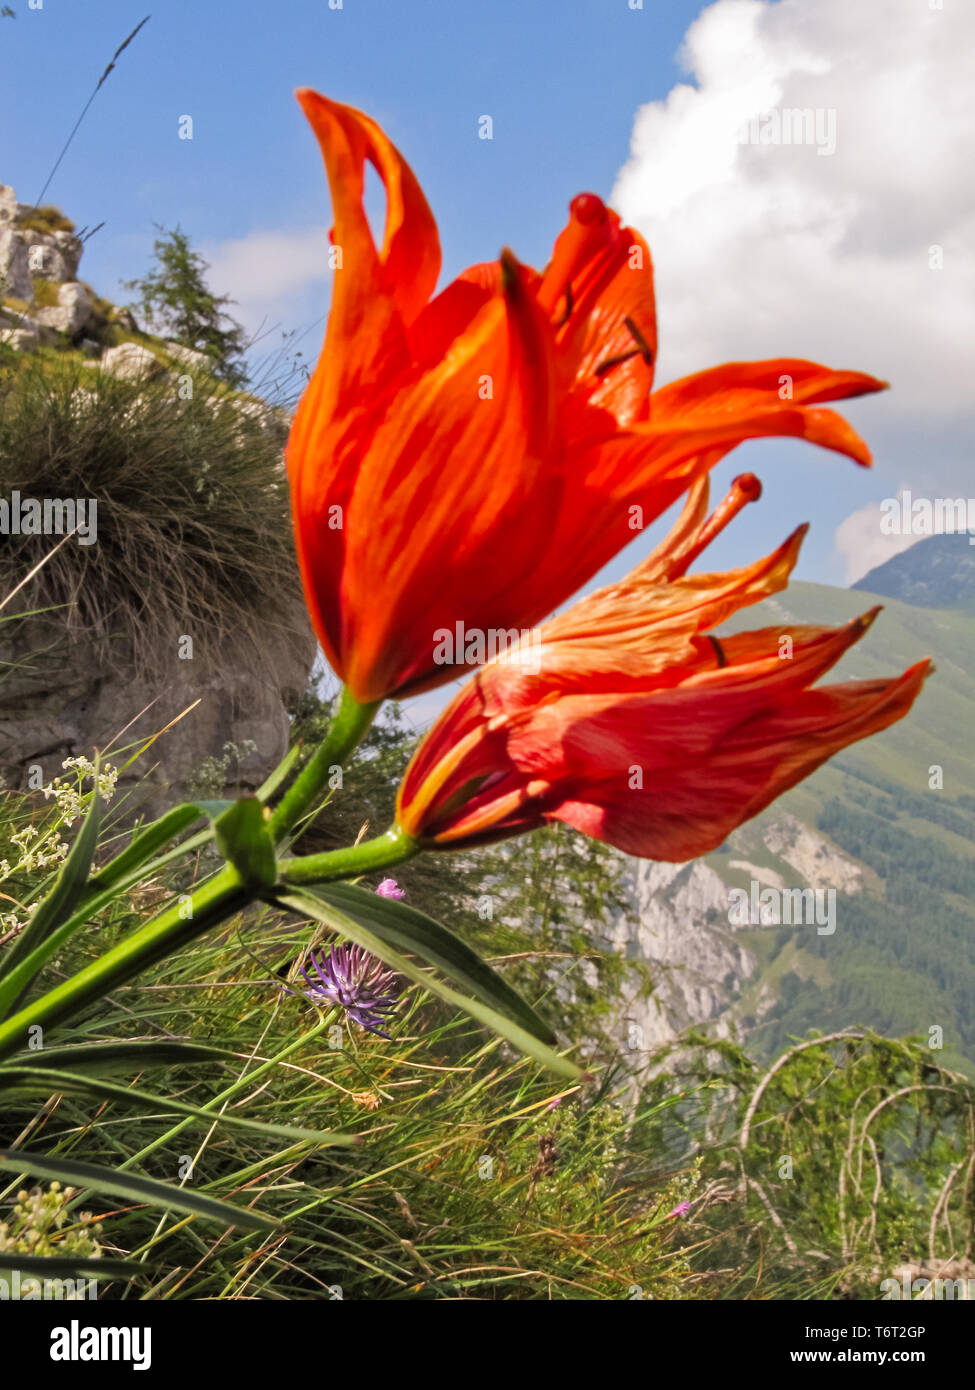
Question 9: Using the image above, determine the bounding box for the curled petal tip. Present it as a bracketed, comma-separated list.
[294, 86, 322, 113]
[499, 247, 521, 292]
[856, 605, 883, 632]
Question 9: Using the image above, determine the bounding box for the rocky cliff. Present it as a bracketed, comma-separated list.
[1, 182, 316, 813]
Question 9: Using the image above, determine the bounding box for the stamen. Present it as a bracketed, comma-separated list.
[665, 473, 763, 579]
[556, 281, 574, 328]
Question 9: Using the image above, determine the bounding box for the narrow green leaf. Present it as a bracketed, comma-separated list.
[0, 1041, 234, 1074]
[0, 799, 237, 1019]
[274, 886, 583, 1081]
[86, 803, 207, 893]
[0, 1147, 276, 1232]
[0, 1254, 147, 1280]
[0, 1067, 357, 1146]
[214, 797, 277, 889]
[256, 742, 302, 802]
[0, 878, 140, 1021]
[314, 881, 557, 1045]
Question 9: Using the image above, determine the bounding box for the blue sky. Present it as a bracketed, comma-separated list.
[3, 0, 970, 623]
[2, 0, 695, 295]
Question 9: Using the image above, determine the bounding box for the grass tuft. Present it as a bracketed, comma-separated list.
[0, 354, 304, 676]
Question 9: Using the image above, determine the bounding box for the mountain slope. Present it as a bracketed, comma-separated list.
[610, 559, 975, 1073]
[853, 533, 975, 610]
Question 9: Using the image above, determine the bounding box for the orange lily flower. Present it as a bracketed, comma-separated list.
[396, 475, 930, 860]
[287, 90, 887, 704]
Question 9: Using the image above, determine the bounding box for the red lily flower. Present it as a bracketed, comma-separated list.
[396, 475, 930, 860]
[287, 90, 887, 704]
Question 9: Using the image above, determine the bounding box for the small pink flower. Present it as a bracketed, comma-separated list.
[666, 1201, 691, 1219]
[375, 878, 406, 900]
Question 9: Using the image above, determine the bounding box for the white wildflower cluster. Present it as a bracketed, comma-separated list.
[0, 759, 119, 920]
[0, 823, 68, 877]
[42, 756, 119, 827]
[0, 905, 34, 937]
[0, 1182, 102, 1263]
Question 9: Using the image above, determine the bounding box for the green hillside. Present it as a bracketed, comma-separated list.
[709, 577, 975, 1069]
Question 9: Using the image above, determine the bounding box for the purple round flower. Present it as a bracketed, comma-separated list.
[375, 878, 405, 899]
[297, 943, 400, 1037]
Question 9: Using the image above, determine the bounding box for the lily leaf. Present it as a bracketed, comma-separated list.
[0, 1147, 277, 1232]
[86, 802, 220, 894]
[0, 1253, 147, 1281]
[312, 881, 557, 1045]
[0, 1041, 235, 1074]
[273, 885, 582, 1081]
[0, 799, 242, 1020]
[256, 743, 302, 803]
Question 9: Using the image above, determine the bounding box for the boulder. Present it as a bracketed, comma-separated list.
[1, 184, 83, 296]
[165, 340, 212, 371]
[22, 239, 69, 282]
[229, 396, 291, 444]
[47, 230, 83, 281]
[98, 341, 164, 380]
[108, 305, 139, 333]
[0, 324, 39, 352]
[0, 225, 32, 300]
[34, 281, 95, 336]
[0, 184, 18, 226]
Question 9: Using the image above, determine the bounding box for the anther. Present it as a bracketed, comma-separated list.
[594, 316, 654, 377]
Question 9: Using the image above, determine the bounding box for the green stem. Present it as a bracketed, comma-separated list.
[278, 827, 418, 886]
[0, 866, 249, 1061]
[0, 688, 387, 1059]
[269, 687, 379, 844]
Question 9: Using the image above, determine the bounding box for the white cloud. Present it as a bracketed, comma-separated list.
[202, 226, 333, 344]
[831, 488, 918, 584]
[611, 0, 975, 432]
[833, 482, 975, 583]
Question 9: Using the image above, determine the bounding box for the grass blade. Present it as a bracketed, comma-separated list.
[0, 1067, 357, 1146]
[0, 773, 102, 990]
[0, 1147, 277, 1232]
